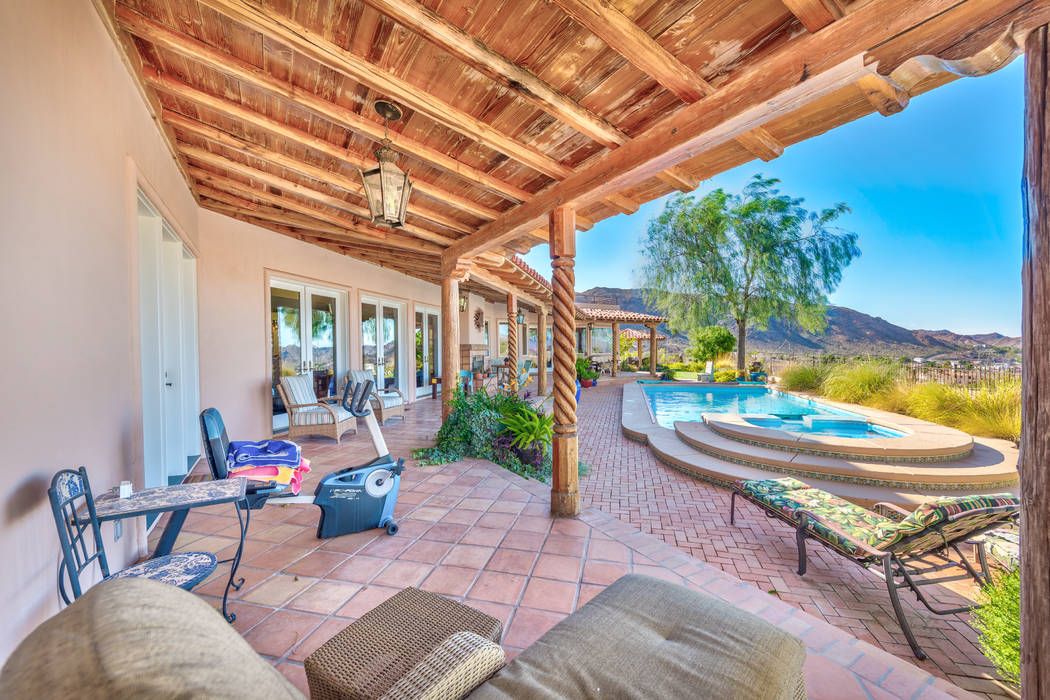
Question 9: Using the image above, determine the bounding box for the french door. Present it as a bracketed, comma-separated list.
[271, 280, 347, 432]
[362, 297, 405, 393]
[415, 306, 440, 397]
[138, 193, 200, 490]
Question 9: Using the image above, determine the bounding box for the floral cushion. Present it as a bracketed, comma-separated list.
[867, 493, 1020, 553]
[762, 488, 895, 557]
[109, 552, 217, 590]
[735, 477, 811, 499]
[737, 479, 1021, 559]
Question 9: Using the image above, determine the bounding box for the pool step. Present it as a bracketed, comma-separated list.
[671, 421, 1018, 498]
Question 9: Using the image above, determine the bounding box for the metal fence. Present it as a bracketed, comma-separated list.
[762, 356, 1020, 388]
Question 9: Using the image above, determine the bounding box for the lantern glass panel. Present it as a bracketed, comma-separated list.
[361, 167, 383, 219]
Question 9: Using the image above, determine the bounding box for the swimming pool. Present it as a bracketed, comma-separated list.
[642, 384, 905, 438]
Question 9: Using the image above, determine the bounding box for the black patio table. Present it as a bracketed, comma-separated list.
[92, 478, 249, 622]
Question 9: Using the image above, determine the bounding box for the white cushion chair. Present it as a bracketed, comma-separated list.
[277, 374, 356, 442]
[348, 369, 406, 425]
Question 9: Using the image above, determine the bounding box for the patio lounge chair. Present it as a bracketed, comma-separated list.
[729, 477, 1020, 659]
[47, 468, 217, 604]
[348, 369, 406, 424]
[277, 374, 356, 442]
[1, 574, 807, 700]
[700, 360, 714, 381]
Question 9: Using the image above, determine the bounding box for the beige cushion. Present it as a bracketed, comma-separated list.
[469, 574, 806, 700]
[293, 405, 353, 426]
[281, 374, 318, 406]
[0, 578, 304, 700]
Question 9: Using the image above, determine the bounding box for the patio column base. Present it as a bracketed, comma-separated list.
[550, 488, 581, 517]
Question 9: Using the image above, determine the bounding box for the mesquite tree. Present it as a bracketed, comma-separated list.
[640, 176, 859, 371]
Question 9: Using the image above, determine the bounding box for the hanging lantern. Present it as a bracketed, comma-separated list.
[516, 310, 525, 325]
[359, 101, 413, 228]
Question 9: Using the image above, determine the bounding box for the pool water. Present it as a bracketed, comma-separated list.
[643, 384, 905, 438]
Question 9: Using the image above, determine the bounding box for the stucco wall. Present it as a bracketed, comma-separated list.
[0, 0, 199, 660]
[195, 210, 442, 440]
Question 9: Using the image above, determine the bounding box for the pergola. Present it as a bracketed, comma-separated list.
[617, 327, 668, 373]
[94, 1, 1050, 691]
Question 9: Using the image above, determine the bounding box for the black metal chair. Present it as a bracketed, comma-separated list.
[48, 467, 217, 604]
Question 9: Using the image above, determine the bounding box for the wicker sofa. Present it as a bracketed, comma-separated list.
[1, 574, 806, 700]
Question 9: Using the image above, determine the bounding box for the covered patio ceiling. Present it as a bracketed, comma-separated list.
[95, 0, 1042, 293]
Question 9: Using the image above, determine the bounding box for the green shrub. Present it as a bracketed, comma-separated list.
[971, 569, 1020, 687]
[499, 406, 553, 454]
[821, 360, 899, 404]
[672, 371, 697, 380]
[689, 326, 736, 363]
[958, 379, 1022, 443]
[713, 369, 737, 383]
[779, 364, 825, 392]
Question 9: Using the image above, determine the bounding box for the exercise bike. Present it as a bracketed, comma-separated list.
[199, 378, 404, 539]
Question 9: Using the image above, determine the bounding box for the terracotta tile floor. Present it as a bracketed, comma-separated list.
[157, 380, 1007, 699]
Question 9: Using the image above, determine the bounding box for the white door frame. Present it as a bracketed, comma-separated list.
[362, 295, 407, 395]
[414, 304, 441, 398]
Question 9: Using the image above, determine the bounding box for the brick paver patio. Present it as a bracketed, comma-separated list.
[161, 378, 1014, 699]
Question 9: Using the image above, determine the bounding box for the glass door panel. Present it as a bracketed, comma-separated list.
[415, 311, 425, 391]
[382, 305, 400, 390]
[309, 293, 337, 398]
[271, 286, 303, 430]
[362, 302, 379, 386]
[426, 312, 438, 387]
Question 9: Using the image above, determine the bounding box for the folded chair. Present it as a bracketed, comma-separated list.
[729, 477, 1019, 659]
[48, 467, 217, 604]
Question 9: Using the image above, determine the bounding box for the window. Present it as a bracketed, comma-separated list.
[527, 326, 538, 355]
[591, 328, 612, 354]
[576, 329, 586, 353]
[498, 321, 509, 356]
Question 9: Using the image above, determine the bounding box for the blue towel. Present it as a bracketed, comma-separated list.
[226, 440, 301, 470]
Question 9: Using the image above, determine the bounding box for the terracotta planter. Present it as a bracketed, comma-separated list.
[581, 378, 596, 388]
[473, 372, 483, 383]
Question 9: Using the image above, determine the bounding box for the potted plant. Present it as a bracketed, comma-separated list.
[499, 406, 554, 468]
[575, 357, 599, 388]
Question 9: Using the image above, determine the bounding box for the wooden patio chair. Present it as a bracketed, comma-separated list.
[348, 369, 406, 424]
[277, 374, 357, 442]
[729, 477, 1019, 660]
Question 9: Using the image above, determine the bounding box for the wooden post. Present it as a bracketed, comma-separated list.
[637, 338, 643, 370]
[549, 206, 580, 517]
[611, 322, 620, 376]
[506, 294, 518, 391]
[537, 309, 549, 395]
[649, 326, 658, 377]
[1021, 25, 1050, 699]
[441, 262, 469, 420]
[585, 324, 593, 355]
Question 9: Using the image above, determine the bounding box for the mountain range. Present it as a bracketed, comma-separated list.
[577, 287, 1020, 358]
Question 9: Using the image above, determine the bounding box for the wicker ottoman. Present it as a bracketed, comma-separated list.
[305, 587, 503, 700]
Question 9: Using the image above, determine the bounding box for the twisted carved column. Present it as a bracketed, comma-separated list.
[506, 294, 518, 392]
[537, 309, 549, 395]
[549, 206, 579, 517]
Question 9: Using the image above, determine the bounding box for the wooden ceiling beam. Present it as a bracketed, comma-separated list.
[780, 0, 844, 33]
[164, 108, 475, 235]
[144, 70, 502, 221]
[854, 73, 911, 115]
[115, 5, 532, 203]
[603, 193, 640, 216]
[185, 162, 447, 254]
[443, 0, 968, 261]
[549, 0, 785, 164]
[180, 143, 451, 250]
[780, 0, 913, 118]
[355, 0, 624, 150]
[467, 264, 549, 309]
[656, 169, 700, 193]
[194, 0, 573, 181]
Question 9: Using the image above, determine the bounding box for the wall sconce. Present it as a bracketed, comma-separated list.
[458, 294, 467, 313]
[516, 310, 525, 325]
[587, 322, 594, 331]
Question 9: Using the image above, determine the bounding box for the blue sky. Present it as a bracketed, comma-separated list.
[523, 59, 1025, 337]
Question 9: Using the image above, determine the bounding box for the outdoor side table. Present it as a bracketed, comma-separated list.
[93, 478, 249, 622]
